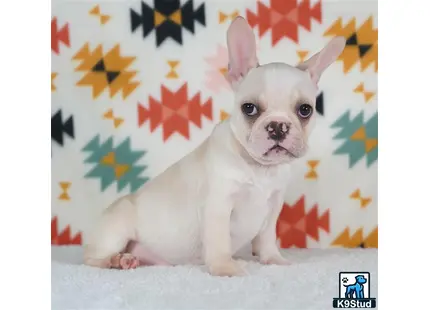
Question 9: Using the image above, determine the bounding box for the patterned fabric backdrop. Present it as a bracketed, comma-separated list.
[51, 0, 378, 249]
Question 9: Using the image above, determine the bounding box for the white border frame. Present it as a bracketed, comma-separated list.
[1, 0, 429, 308]
[1, 0, 51, 308]
[379, 0, 429, 308]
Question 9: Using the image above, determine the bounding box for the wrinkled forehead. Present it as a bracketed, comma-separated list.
[236, 63, 318, 110]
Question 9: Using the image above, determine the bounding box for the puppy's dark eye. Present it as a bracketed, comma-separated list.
[241, 103, 259, 116]
[297, 104, 313, 119]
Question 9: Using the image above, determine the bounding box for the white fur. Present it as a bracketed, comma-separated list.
[83, 16, 345, 276]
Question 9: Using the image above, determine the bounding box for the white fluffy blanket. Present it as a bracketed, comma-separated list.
[52, 246, 377, 310]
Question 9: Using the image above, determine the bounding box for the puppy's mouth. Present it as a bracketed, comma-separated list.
[263, 144, 297, 158]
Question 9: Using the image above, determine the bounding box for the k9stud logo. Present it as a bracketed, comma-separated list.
[332, 272, 376, 308]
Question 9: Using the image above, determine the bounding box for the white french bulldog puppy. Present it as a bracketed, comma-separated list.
[83, 16, 345, 277]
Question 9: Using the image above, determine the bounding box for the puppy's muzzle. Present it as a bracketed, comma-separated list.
[266, 121, 290, 142]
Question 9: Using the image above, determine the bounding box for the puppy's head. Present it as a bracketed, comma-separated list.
[225, 17, 345, 166]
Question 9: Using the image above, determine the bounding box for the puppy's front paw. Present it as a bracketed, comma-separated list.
[208, 259, 247, 277]
[260, 254, 291, 266]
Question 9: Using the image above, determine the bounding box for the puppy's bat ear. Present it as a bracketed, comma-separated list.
[226, 16, 259, 89]
[296, 36, 346, 85]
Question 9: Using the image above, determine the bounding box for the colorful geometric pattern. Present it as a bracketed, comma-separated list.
[51, 217, 82, 245]
[51, 110, 74, 147]
[276, 196, 330, 248]
[219, 10, 239, 24]
[137, 83, 213, 141]
[331, 227, 378, 248]
[324, 17, 378, 73]
[103, 109, 124, 129]
[51, 17, 70, 55]
[89, 5, 111, 25]
[82, 136, 149, 193]
[350, 189, 372, 209]
[247, 0, 322, 45]
[52, 1, 377, 249]
[331, 111, 378, 168]
[73, 43, 140, 99]
[130, 0, 206, 47]
[166, 60, 180, 79]
[58, 182, 71, 201]
[305, 160, 320, 180]
[354, 82, 376, 103]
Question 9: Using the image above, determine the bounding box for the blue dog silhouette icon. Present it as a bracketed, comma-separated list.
[343, 275, 367, 299]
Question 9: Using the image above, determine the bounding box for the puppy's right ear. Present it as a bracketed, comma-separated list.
[226, 16, 259, 89]
[296, 36, 346, 86]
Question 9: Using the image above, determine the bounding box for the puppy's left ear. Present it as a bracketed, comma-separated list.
[226, 16, 259, 89]
[297, 36, 346, 85]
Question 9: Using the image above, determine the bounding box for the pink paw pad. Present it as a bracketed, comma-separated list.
[110, 253, 139, 270]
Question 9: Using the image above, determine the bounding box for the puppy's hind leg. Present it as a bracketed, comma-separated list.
[83, 197, 139, 270]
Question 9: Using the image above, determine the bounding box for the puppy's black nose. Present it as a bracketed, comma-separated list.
[266, 121, 289, 141]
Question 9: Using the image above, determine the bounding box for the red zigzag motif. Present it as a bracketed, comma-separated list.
[51, 216, 82, 245]
[247, 0, 321, 45]
[276, 195, 329, 248]
[137, 83, 212, 141]
[51, 17, 70, 54]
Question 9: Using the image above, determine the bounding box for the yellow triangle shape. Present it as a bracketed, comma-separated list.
[59, 182, 70, 190]
[360, 197, 372, 208]
[89, 5, 100, 15]
[103, 109, 114, 119]
[168, 60, 179, 68]
[350, 126, 366, 141]
[113, 118, 124, 128]
[51, 73, 58, 91]
[305, 170, 317, 179]
[122, 82, 140, 99]
[364, 227, 378, 248]
[220, 110, 230, 121]
[114, 164, 129, 179]
[307, 160, 319, 168]
[169, 10, 182, 25]
[350, 228, 364, 247]
[154, 11, 166, 27]
[72, 43, 90, 60]
[297, 50, 309, 62]
[323, 18, 343, 36]
[101, 152, 115, 165]
[219, 12, 227, 23]
[354, 82, 364, 93]
[58, 193, 70, 200]
[166, 71, 178, 79]
[350, 189, 361, 199]
[331, 228, 351, 247]
[100, 15, 111, 25]
[364, 91, 375, 102]
[365, 138, 377, 153]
